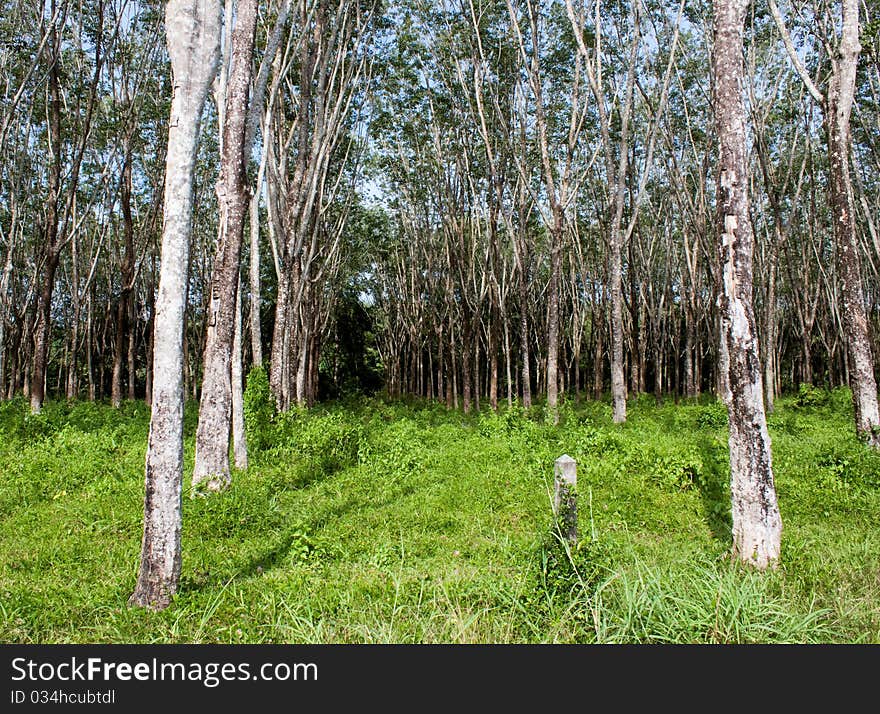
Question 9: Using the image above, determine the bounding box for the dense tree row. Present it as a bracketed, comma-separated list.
[369, 0, 880, 432]
[3, 0, 879, 421]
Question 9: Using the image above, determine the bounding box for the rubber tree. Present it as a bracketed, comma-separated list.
[769, 0, 880, 446]
[130, 0, 221, 610]
[192, 0, 258, 492]
[713, 0, 782, 568]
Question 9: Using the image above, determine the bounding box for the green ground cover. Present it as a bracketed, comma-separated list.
[1, 381, 877, 643]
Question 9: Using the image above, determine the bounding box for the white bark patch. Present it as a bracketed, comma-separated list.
[720, 169, 734, 190]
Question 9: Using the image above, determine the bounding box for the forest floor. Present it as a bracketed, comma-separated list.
[1, 385, 878, 643]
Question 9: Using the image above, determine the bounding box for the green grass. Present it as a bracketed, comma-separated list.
[0, 387, 878, 643]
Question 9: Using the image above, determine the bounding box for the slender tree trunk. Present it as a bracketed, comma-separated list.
[30, 11, 63, 414]
[111, 294, 128, 407]
[637, 300, 647, 394]
[489, 323, 498, 411]
[193, 0, 258, 491]
[86, 294, 96, 400]
[427, 347, 434, 400]
[0, 252, 9, 399]
[249, 187, 263, 366]
[504, 317, 513, 407]
[309, 331, 319, 404]
[130, 0, 220, 610]
[113, 148, 136, 407]
[445, 338, 453, 409]
[546, 212, 563, 422]
[593, 301, 604, 400]
[462, 320, 472, 414]
[66, 307, 79, 400]
[826, 0, 880, 446]
[473, 338, 480, 411]
[769, 0, 878, 441]
[295, 323, 308, 406]
[609, 235, 626, 422]
[801, 329, 813, 386]
[654, 339, 663, 405]
[437, 329, 445, 405]
[128, 296, 137, 400]
[451, 333, 458, 409]
[232, 278, 248, 469]
[713, 0, 782, 568]
[518, 266, 532, 408]
[685, 302, 696, 398]
[145, 309, 154, 406]
[269, 267, 290, 409]
[763, 250, 777, 412]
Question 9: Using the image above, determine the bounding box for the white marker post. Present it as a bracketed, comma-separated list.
[554, 454, 578, 545]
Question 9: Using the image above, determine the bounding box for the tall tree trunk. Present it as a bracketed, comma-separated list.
[713, 0, 782, 568]
[111, 295, 128, 407]
[249, 185, 263, 366]
[489, 321, 498, 411]
[637, 299, 647, 394]
[546, 211, 563, 422]
[112, 149, 136, 407]
[66, 304, 79, 400]
[593, 297, 604, 401]
[128, 295, 137, 400]
[130, 0, 220, 610]
[30, 9, 63, 414]
[473, 336, 480, 411]
[826, 0, 880, 446]
[462, 320, 472, 414]
[145, 259, 155, 406]
[503, 318, 512, 407]
[801, 329, 813, 386]
[232, 278, 248, 469]
[269, 267, 290, 409]
[684, 301, 696, 398]
[0, 251, 9, 400]
[518, 265, 532, 408]
[193, 0, 258, 491]
[770, 0, 879, 442]
[86, 294, 96, 401]
[763, 249, 777, 412]
[609, 229, 627, 422]
[295, 321, 309, 406]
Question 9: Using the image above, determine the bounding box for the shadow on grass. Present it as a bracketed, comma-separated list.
[178, 476, 424, 594]
[178, 527, 310, 594]
[695, 439, 732, 544]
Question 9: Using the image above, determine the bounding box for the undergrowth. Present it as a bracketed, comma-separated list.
[0, 387, 877, 643]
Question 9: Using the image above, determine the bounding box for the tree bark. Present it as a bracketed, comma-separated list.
[30, 6, 63, 414]
[232, 277, 248, 469]
[462, 319, 473, 413]
[763, 245, 777, 412]
[546, 208, 563, 422]
[713, 0, 782, 568]
[112, 147, 136, 407]
[826, 0, 880, 446]
[517, 250, 532, 408]
[249, 182, 263, 366]
[593, 299, 604, 401]
[192, 0, 258, 491]
[130, 0, 220, 610]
